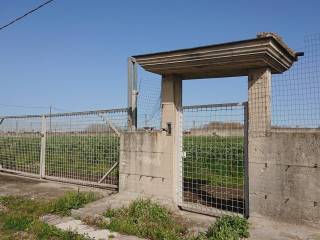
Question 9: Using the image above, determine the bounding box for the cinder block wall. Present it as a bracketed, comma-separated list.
[249, 130, 320, 226]
[119, 131, 175, 202]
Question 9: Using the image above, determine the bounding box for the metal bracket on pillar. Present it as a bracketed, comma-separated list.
[128, 57, 138, 130]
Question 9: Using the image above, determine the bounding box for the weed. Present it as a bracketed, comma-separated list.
[30, 221, 90, 240]
[0, 194, 250, 240]
[2, 214, 33, 231]
[49, 191, 99, 216]
[104, 199, 186, 240]
[0, 191, 99, 239]
[205, 215, 249, 240]
[104, 200, 249, 240]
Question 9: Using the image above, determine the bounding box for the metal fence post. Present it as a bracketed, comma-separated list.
[128, 57, 138, 130]
[40, 115, 47, 178]
[243, 101, 250, 218]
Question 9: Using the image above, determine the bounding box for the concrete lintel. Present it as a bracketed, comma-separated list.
[132, 34, 298, 79]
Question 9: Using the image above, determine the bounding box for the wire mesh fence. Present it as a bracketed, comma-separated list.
[137, 67, 162, 130]
[0, 116, 42, 176]
[272, 33, 320, 130]
[181, 103, 248, 216]
[45, 109, 128, 187]
[0, 108, 128, 188]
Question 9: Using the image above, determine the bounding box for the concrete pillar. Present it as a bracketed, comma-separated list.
[248, 68, 272, 136]
[248, 67, 272, 217]
[118, 75, 182, 205]
[161, 75, 182, 204]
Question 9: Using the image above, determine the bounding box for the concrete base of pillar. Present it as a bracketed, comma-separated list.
[119, 131, 177, 204]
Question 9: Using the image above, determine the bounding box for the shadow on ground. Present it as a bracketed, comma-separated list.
[0, 173, 111, 200]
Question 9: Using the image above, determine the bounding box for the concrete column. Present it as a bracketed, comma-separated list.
[118, 75, 182, 205]
[248, 67, 271, 136]
[161, 75, 182, 204]
[248, 67, 272, 217]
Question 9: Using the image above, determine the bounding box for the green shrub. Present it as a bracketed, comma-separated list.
[206, 215, 249, 240]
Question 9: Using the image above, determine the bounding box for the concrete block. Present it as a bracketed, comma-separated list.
[119, 131, 176, 201]
[249, 130, 320, 225]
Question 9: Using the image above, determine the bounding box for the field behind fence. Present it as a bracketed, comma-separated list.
[0, 108, 128, 188]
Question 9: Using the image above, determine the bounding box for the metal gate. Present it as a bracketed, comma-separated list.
[180, 102, 249, 217]
[0, 108, 128, 189]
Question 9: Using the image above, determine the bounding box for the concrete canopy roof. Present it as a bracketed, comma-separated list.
[132, 33, 299, 79]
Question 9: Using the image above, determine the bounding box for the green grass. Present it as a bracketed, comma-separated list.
[49, 191, 98, 216]
[102, 199, 249, 240]
[0, 134, 244, 188]
[0, 191, 99, 239]
[183, 136, 244, 188]
[204, 215, 249, 240]
[0, 135, 119, 182]
[0, 136, 41, 174]
[104, 199, 186, 240]
[0, 194, 249, 240]
[46, 135, 119, 177]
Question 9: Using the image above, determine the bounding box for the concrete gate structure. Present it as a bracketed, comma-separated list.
[119, 33, 320, 226]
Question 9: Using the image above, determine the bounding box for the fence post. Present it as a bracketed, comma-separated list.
[40, 115, 46, 178]
[128, 57, 138, 130]
[243, 101, 250, 218]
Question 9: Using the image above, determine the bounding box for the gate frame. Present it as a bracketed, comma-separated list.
[129, 33, 298, 218]
[0, 108, 128, 189]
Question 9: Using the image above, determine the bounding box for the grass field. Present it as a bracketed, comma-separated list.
[45, 135, 119, 183]
[183, 135, 244, 188]
[0, 134, 244, 188]
[0, 134, 119, 184]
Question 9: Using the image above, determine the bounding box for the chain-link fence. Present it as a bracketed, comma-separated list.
[0, 108, 128, 188]
[180, 102, 248, 217]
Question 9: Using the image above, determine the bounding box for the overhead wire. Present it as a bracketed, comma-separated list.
[0, 0, 55, 32]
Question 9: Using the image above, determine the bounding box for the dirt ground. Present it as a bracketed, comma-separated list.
[0, 172, 112, 200]
[1, 172, 319, 240]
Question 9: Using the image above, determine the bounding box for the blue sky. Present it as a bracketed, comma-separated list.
[0, 0, 320, 116]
